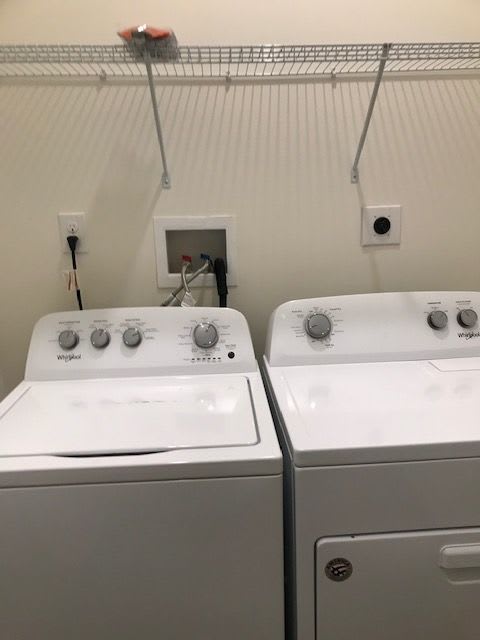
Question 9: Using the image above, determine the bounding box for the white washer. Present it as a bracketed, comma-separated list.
[263, 291, 480, 640]
[0, 307, 284, 640]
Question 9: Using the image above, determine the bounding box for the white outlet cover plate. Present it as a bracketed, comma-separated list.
[361, 205, 402, 246]
[58, 212, 87, 253]
[153, 215, 237, 288]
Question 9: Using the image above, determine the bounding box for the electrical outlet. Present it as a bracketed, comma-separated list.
[58, 212, 88, 253]
[361, 205, 402, 246]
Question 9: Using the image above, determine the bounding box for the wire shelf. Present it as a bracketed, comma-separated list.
[0, 42, 479, 79]
[2, 41, 478, 188]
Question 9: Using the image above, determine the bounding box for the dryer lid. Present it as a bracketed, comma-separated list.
[0, 376, 258, 457]
[268, 358, 480, 466]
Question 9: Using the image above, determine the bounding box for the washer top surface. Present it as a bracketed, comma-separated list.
[0, 375, 257, 458]
[0, 307, 282, 486]
[264, 291, 480, 466]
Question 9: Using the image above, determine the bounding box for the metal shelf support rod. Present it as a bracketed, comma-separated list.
[144, 49, 171, 189]
[351, 43, 391, 183]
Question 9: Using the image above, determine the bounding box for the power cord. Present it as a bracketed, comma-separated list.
[67, 235, 84, 310]
[214, 258, 228, 307]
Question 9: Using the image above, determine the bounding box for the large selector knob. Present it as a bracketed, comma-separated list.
[122, 327, 142, 348]
[458, 309, 478, 328]
[193, 323, 219, 349]
[428, 310, 448, 330]
[305, 313, 332, 340]
[58, 329, 79, 350]
[90, 328, 110, 349]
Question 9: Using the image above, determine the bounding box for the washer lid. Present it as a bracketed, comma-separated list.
[268, 358, 480, 466]
[0, 376, 258, 457]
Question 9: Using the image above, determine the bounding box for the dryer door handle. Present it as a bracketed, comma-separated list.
[439, 544, 480, 569]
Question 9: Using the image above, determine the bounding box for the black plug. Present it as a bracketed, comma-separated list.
[66, 235, 79, 253]
[67, 235, 79, 270]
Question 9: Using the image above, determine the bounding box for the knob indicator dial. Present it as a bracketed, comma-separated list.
[90, 328, 110, 349]
[123, 327, 142, 348]
[193, 323, 219, 349]
[458, 309, 478, 328]
[428, 310, 448, 330]
[305, 313, 332, 340]
[58, 329, 79, 351]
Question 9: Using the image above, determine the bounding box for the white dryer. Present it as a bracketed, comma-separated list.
[0, 307, 284, 640]
[263, 291, 480, 640]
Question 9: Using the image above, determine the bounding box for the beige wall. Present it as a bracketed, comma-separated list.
[1, 0, 479, 43]
[0, 1, 479, 397]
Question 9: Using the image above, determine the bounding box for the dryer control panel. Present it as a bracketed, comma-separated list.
[26, 307, 256, 380]
[265, 291, 480, 366]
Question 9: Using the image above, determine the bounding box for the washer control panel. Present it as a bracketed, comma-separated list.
[265, 292, 480, 366]
[26, 307, 256, 380]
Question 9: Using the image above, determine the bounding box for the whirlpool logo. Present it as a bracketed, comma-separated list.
[57, 354, 82, 362]
[458, 331, 480, 340]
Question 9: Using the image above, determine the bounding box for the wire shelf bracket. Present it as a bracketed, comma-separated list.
[125, 34, 174, 189]
[143, 47, 171, 189]
[351, 43, 391, 184]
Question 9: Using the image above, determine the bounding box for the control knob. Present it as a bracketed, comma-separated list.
[193, 323, 219, 349]
[58, 329, 79, 351]
[428, 310, 448, 330]
[457, 309, 478, 328]
[90, 328, 110, 349]
[123, 327, 142, 348]
[305, 313, 332, 340]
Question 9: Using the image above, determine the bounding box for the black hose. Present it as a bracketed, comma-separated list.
[214, 258, 228, 308]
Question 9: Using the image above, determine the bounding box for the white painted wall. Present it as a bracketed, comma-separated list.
[0, 0, 479, 43]
[0, 1, 479, 397]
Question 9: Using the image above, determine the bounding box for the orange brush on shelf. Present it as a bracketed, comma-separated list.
[118, 25, 174, 42]
[118, 24, 178, 60]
